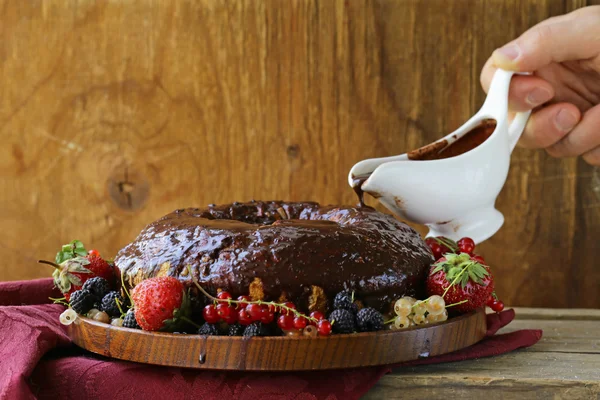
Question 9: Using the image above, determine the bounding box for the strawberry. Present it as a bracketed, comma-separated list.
[426, 252, 494, 314]
[131, 276, 191, 331]
[40, 240, 114, 301]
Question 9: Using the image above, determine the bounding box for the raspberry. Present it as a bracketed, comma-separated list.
[101, 291, 125, 318]
[228, 323, 244, 336]
[82, 277, 110, 300]
[70, 289, 95, 315]
[333, 290, 358, 313]
[356, 307, 384, 332]
[123, 309, 141, 329]
[243, 322, 270, 337]
[328, 309, 355, 334]
[198, 323, 220, 336]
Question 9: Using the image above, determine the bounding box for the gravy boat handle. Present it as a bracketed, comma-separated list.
[478, 69, 532, 152]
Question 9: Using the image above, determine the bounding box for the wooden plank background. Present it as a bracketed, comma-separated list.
[1, 0, 598, 308]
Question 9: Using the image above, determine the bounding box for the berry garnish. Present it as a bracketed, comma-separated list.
[281, 302, 296, 316]
[123, 309, 141, 329]
[228, 323, 244, 336]
[490, 299, 505, 313]
[424, 236, 458, 260]
[277, 314, 294, 331]
[238, 309, 253, 325]
[259, 307, 275, 324]
[328, 309, 355, 334]
[131, 277, 193, 331]
[69, 289, 95, 315]
[426, 253, 494, 314]
[198, 322, 220, 336]
[246, 303, 263, 321]
[223, 307, 239, 324]
[88, 249, 101, 258]
[101, 291, 125, 318]
[217, 291, 232, 300]
[236, 295, 251, 309]
[293, 316, 307, 330]
[82, 277, 110, 300]
[243, 322, 270, 337]
[317, 320, 332, 336]
[40, 241, 114, 301]
[203, 304, 220, 324]
[216, 303, 233, 320]
[457, 237, 476, 255]
[309, 311, 325, 325]
[356, 307, 384, 332]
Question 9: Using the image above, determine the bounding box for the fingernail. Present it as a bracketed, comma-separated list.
[526, 88, 553, 106]
[555, 109, 578, 132]
[496, 44, 521, 62]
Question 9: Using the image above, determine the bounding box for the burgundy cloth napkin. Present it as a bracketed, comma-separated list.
[0, 279, 542, 400]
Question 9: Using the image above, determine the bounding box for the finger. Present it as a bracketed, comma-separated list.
[481, 61, 554, 111]
[546, 104, 600, 157]
[491, 7, 600, 72]
[518, 103, 581, 149]
[582, 146, 600, 166]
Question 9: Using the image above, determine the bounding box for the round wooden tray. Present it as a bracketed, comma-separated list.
[67, 308, 486, 371]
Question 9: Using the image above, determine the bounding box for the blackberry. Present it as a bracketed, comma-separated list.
[333, 290, 358, 313]
[70, 289, 95, 315]
[82, 277, 110, 300]
[198, 323, 220, 336]
[123, 309, 141, 329]
[328, 309, 355, 334]
[243, 322, 270, 337]
[228, 323, 244, 336]
[356, 307, 384, 332]
[101, 291, 125, 318]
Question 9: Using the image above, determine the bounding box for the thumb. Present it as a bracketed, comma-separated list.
[492, 7, 600, 72]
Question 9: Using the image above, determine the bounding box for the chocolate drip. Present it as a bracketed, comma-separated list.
[351, 175, 371, 207]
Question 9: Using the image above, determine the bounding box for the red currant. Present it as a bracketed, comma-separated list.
[277, 314, 294, 330]
[260, 307, 275, 324]
[293, 316, 307, 330]
[223, 307, 238, 324]
[238, 309, 253, 325]
[203, 305, 220, 324]
[457, 237, 476, 255]
[217, 291, 232, 300]
[490, 300, 505, 313]
[309, 311, 324, 325]
[281, 302, 296, 316]
[216, 303, 233, 320]
[88, 249, 100, 258]
[317, 320, 332, 336]
[236, 295, 251, 309]
[487, 295, 495, 307]
[246, 304, 263, 321]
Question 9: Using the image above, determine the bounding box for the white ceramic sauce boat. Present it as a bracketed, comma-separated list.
[348, 69, 531, 244]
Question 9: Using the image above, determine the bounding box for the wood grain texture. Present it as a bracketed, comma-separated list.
[66, 308, 487, 371]
[367, 308, 600, 399]
[0, 0, 598, 308]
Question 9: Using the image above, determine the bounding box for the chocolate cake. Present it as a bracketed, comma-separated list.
[115, 201, 434, 313]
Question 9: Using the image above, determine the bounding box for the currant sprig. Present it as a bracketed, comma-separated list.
[185, 265, 319, 324]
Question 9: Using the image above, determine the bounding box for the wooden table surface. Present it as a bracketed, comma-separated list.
[366, 308, 600, 399]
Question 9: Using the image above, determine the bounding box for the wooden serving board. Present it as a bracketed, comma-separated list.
[67, 308, 487, 371]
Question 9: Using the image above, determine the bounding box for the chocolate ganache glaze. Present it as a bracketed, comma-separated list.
[115, 201, 433, 312]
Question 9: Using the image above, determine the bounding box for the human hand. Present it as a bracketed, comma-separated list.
[480, 6, 600, 166]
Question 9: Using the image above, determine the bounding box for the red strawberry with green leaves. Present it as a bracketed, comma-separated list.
[426, 252, 494, 314]
[131, 276, 192, 331]
[39, 240, 114, 301]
